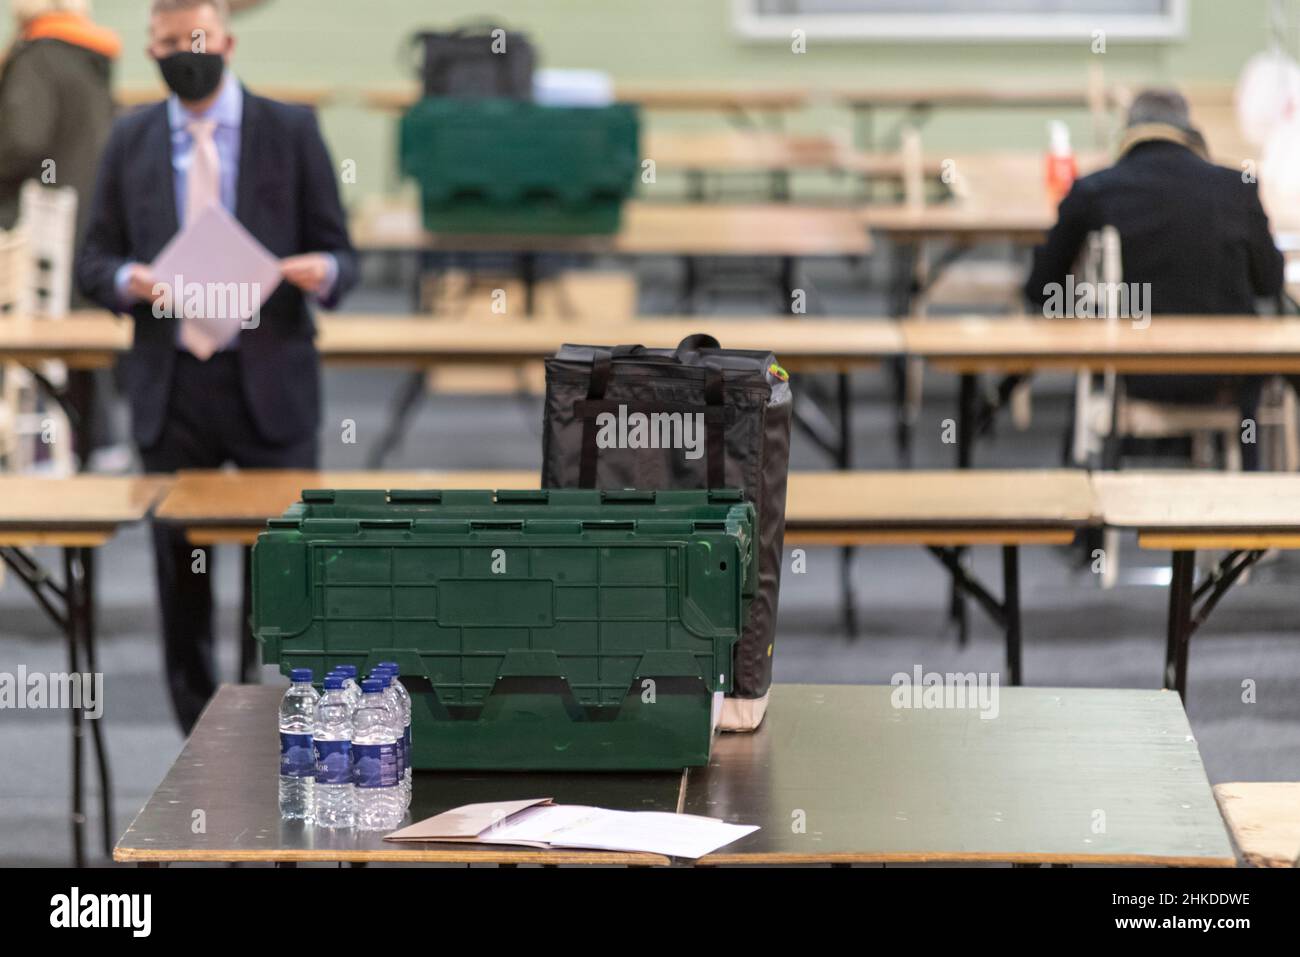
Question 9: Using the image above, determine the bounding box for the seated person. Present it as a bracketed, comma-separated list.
[1025, 89, 1285, 468]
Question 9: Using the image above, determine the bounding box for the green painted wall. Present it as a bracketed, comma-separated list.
[0, 0, 1277, 205]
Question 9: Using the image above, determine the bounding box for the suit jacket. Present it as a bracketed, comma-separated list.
[1025, 140, 1284, 315]
[75, 87, 358, 448]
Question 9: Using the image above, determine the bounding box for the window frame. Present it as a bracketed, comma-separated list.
[731, 0, 1189, 43]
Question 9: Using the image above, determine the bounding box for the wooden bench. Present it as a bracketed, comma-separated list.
[1214, 782, 1300, 867]
[0, 475, 172, 867]
[1093, 471, 1300, 699]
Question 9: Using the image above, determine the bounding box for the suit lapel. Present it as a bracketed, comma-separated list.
[143, 103, 179, 249]
[235, 86, 258, 226]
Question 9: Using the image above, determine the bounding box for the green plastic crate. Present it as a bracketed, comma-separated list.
[252, 488, 754, 770]
[399, 98, 640, 235]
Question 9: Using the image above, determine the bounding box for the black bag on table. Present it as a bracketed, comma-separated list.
[410, 22, 536, 98]
[542, 334, 792, 727]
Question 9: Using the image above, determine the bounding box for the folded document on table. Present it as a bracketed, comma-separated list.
[384, 798, 758, 859]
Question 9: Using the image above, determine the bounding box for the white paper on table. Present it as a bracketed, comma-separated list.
[482, 805, 758, 859]
[546, 810, 759, 859]
[478, 804, 606, 845]
[150, 203, 283, 338]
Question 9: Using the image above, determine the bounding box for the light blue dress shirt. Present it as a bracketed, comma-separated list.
[115, 71, 337, 325]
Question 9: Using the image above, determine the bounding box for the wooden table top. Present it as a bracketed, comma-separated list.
[787, 468, 1094, 530]
[902, 316, 1300, 373]
[865, 202, 1056, 242]
[360, 83, 1120, 115]
[30, 312, 897, 372]
[643, 131, 930, 178]
[156, 468, 1092, 537]
[117, 84, 335, 109]
[690, 684, 1232, 865]
[27, 314, 1300, 379]
[154, 470, 536, 527]
[830, 84, 1117, 110]
[360, 84, 812, 114]
[863, 151, 1107, 242]
[1094, 471, 1300, 540]
[116, 683, 1230, 866]
[114, 684, 679, 865]
[0, 475, 171, 546]
[315, 315, 900, 370]
[0, 315, 131, 367]
[1213, 783, 1300, 868]
[352, 200, 873, 257]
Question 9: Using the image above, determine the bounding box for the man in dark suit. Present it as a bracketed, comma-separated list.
[76, 0, 358, 732]
[1026, 89, 1285, 467]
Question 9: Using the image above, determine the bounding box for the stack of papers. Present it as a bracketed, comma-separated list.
[385, 798, 758, 859]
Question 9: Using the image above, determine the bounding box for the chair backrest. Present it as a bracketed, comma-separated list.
[1078, 225, 1122, 318]
[0, 227, 27, 318]
[18, 182, 79, 319]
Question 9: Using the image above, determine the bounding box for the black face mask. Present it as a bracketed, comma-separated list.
[157, 51, 225, 102]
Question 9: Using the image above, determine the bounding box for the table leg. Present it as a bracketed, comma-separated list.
[681, 256, 698, 315]
[520, 252, 539, 316]
[1166, 550, 1196, 700]
[239, 546, 257, 684]
[66, 369, 96, 471]
[365, 372, 429, 468]
[686, 169, 706, 203]
[949, 374, 978, 644]
[957, 373, 977, 469]
[837, 372, 859, 639]
[1002, 545, 1022, 686]
[779, 255, 797, 312]
[73, 546, 115, 859]
[63, 548, 86, 868]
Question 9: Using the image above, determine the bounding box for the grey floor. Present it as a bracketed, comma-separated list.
[2, 254, 1298, 866]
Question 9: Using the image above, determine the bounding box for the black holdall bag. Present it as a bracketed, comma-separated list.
[542, 334, 792, 730]
[410, 22, 536, 99]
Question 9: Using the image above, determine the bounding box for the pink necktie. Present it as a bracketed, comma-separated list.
[185, 119, 220, 225]
[179, 119, 236, 359]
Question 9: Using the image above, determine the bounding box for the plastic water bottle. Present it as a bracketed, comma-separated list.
[333, 664, 362, 711]
[376, 663, 413, 804]
[313, 674, 355, 828]
[373, 668, 411, 812]
[353, 678, 403, 831]
[278, 668, 319, 821]
[368, 670, 402, 794]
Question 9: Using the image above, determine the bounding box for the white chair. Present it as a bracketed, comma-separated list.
[1075, 226, 1300, 585]
[19, 181, 78, 319]
[0, 183, 80, 475]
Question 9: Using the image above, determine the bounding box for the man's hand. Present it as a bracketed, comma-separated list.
[123, 264, 163, 304]
[280, 254, 333, 296]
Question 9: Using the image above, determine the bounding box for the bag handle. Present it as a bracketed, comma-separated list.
[578, 340, 726, 489]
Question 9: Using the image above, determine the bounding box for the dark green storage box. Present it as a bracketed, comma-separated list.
[399, 97, 640, 235]
[252, 488, 754, 770]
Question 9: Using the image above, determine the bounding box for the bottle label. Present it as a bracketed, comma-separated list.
[405, 724, 412, 752]
[314, 739, 353, 785]
[354, 743, 399, 788]
[280, 732, 315, 778]
[393, 734, 405, 775]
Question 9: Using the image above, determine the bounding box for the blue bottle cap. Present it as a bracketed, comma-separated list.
[336, 664, 359, 677]
[289, 668, 313, 682]
[372, 672, 393, 687]
[360, 678, 385, 694]
[377, 661, 400, 672]
[323, 675, 345, 690]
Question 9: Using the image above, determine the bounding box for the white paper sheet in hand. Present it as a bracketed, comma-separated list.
[150, 203, 283, 341]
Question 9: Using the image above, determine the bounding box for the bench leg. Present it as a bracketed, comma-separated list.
[1165, 550, 1195, 699]
[1002, 545, 1022, 686]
